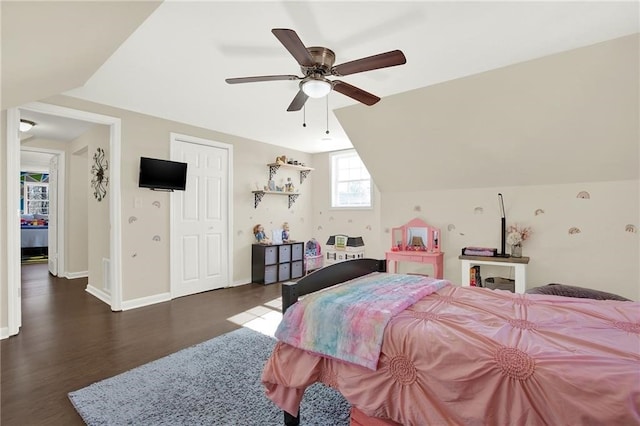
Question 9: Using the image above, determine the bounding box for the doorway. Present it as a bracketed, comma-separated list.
[6, 102, 122, 337]
[19, 147, 63, 274]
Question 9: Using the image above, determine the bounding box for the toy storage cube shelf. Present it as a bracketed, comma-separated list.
[325, 235, 365, 266]
[252, 242, 305, 284]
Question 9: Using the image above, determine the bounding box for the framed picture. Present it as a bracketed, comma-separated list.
[268, 180, 275, 191]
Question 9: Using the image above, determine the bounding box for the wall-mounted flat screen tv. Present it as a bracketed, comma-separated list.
[138, 157, 188, 191]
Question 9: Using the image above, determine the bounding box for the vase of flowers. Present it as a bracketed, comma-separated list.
[506, 224, 531, 258]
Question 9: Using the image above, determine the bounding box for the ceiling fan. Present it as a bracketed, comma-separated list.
[225, 28, 407, 111]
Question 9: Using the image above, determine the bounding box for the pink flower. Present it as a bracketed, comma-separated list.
[507, 224, 532, 245]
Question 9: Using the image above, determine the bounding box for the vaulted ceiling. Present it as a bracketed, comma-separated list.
[3, 1, 639, 153]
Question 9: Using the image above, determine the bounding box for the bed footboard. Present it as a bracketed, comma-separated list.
[279, 258, 386, 425]
[283, 410, 299, 426]
[281, 258, 386, 313]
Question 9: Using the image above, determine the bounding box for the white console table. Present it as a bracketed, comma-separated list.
[459, 255, 530, 294]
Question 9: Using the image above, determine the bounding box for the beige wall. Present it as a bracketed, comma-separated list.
[380, 181, 639, 301]
[230, 141, 313, 284]
[31, 95, 314, 302]
[84, 126, 110, 291]
[66, 139, 89, 275]
[330, 34, 639, 301]
[308, 155, 639, 300]
[1, 112, 7, 329]
[336, 34, 639, 192]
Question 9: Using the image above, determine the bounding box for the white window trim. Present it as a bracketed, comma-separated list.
[330, 149, 373, 210]
[23, 182, 50, 215]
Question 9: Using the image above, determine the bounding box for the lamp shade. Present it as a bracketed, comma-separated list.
[19, 119, 36, 132]
[302, 79, 331, 98]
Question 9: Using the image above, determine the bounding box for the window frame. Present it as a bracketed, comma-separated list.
[330, 150, 373, 210]
[24, 182, 49, 215]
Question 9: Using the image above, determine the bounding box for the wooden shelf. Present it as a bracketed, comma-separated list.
[251, 190, 300, 209]
[266, 163, 314, 183]
[252, 162, 312, 209]
[458, 255, 530, 264]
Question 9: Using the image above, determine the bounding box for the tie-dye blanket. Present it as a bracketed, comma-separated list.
[275, 272, 450, 370]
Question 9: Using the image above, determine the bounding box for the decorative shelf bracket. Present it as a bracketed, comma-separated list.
[299, 169, 311, 184]
[268, 165, 280, 181]
[268, 163, 313, 183]
[253, 191, 265, 208]
[288, 193, 299, 209]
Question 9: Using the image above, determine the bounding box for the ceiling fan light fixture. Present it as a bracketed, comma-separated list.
[302, 79, 331, 98]
[19, 119, 36, 132]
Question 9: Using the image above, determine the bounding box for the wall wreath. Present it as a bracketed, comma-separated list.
[91, 147, 109, 201]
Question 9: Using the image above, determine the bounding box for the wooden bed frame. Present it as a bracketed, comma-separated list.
[279, 258, 386, 426]
[281, 258, 386, 313]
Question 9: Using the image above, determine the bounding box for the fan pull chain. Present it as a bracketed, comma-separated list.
[302, 105, 306, 128]
[325, 95, 330, 135]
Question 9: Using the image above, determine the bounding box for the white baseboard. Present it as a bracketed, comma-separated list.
[86, 285, 111, 306]
[0, 327, 9, 340]
[232, 277, 252, 287]
[63, 270, 89, 279]
[86, 286, 172, 311]
[121, 292, 171, 311]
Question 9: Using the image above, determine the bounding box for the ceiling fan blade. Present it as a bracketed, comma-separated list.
[225, 75, 301, 84]
[331, 50, 406, 76]
[272, 28, 314, 67]
[332, 80, 380, 106]
[287, 90, 309, 111]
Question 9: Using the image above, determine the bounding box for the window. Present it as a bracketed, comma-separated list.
[331, 150, 372, 208]
[20, 172, 49, 214]
[24, 183, 49, 215]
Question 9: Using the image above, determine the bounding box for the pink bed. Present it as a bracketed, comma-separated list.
[261, 259, 640, 425]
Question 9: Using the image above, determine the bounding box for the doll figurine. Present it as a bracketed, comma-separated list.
[285, 177, 295, 192]
[253, 224, 270, 244]
[282, 222, 291, 242]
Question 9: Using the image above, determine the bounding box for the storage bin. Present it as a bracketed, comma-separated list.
[484, 277, 515, 292]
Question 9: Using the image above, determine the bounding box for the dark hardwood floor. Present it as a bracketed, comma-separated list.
[1, 263, 282, 425]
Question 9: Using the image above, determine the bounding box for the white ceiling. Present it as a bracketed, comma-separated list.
[15, 2, 640, 153]
[20, 110, 96, 143]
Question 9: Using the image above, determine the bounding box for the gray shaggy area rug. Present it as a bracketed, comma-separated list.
[68, 327, 350, 425]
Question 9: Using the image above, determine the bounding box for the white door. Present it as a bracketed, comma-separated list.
[171, 138, 230, 298]
[48, 155, 58, 276]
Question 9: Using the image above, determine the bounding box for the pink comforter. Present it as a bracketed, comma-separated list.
[262, 284, 640, 425]
[275, 273, 450, 370]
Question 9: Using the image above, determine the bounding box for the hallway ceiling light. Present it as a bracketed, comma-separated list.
[20, 119, 36, 132]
